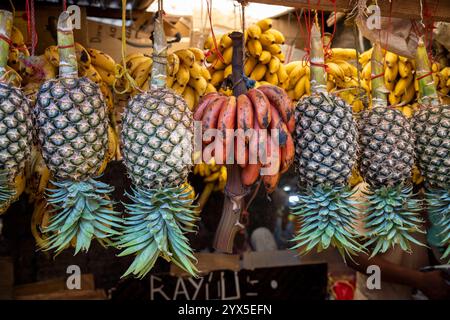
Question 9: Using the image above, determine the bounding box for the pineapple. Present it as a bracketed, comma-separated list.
[291, 25, 363, 258]
[116, 13, 198, 278]
[0, 10, 32, 210]
[359, 42, 424, 257]
[34, 11, 121, 254]
[413, 39, 450, 262]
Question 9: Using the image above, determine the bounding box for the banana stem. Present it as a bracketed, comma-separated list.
[57, 11, 78, 78]
[371, 41, 387, 107]
[150, 12, 167, 89]
[416, 38, 439, 106]
[0, 10, 13, 77]
[310, 24, 327, 94]
[213, 31, 246, 253]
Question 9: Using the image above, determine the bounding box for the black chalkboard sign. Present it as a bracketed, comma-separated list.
[112, 263, 327, 300]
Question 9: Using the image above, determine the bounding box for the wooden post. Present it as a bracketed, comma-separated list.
[213, 31, 247, 253]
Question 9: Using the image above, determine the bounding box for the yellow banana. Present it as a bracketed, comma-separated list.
[288, 63, 308, 89]
[200, 65, 212, 81]
[394, 74, 414, 97]
[260, 32, 276, 47]
[133, 58, 152, 88]
[268, 56, 280, 74]
[247, 24, 262, 40]
[172, 81, 186, 95]
[220, 33, 232, 50]
[167, 53, 179, 76]
[222, 46, 233, 65]
[326, 62, 345, 80]
[175, 49, 195, 67]
[264, 71, 278, 85]
[277, 64, 288, 83]
[224, 64, 232, 78]
[96, 67, 115, 86]
[211, 70, 224, 87]
[127, 55, 152, 76]
[189, 76, 207, 96]
[176, 64, 190, 87]
[189, 62, 202, 80]
[75, 42, 91, 68]
[256, 19, 273, 32]
[205, 83, 217, 94]
[285, 61, 302, 74]
[81, 64, 103, 84]
[183, 86, 196, 111]
[331, 48, 357, 61]
[188, 47, 205, 63]
[294, 75, 307, 99]
[266, 29, 285, 44]
[247, 39, 263, 59]
[11, 26, 25, 47]
[385, 51, 398, 68]
[44, 45, 59, 67]
[266, 43, 282, 55]
[384, 63, 399, 83]
[88, 48, 116, 73]
[204, 35, 214, 50]
[250, 64, 267, 81]
[259, 50, 272, 64]
[398, 60, 412, 78]
[244, 56, 258, 76]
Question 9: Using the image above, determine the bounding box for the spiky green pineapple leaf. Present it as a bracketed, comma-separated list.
[117, 184, 199, 279]
[426, 187, 450, 263]
[362, 184, 425, 258]
[41, 178, 121, 255]
[290, 185, 365, 259]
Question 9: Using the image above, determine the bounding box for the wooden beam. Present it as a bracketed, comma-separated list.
[247, 0, 450, 22]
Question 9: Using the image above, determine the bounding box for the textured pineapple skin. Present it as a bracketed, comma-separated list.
[294, 93, 358, 187]
[121, 88, 193, 189]
[413, 104, 450, 189]
[359, 107, 415, 187]
[0, 82, 33, 181]
[34, 77, 108, 181]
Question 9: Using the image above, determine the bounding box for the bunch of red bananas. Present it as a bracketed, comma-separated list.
[194, 84, 295, 193]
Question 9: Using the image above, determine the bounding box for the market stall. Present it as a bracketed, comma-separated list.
[0, 0, 449, 302]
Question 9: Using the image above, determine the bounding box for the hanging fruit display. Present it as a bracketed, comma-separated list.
[123, 47, 215, 111]
[413, 39, 450, 263]
[34, 11, 122, 254]
[359, 41, 424, 256]
[0, 10, 33, 214]
[204, 19, 288, 90]
[116, 11, 199, 278]
[291, 24, 363, 258]
[194, 83, 295, 194]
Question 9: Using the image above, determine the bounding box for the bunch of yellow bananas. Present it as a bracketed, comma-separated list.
[204, 18, 287, 89]
[285, 48, 363, 112]
[124, 48, 216, 110]
[359, 49, 416, 113]
[193, 160, 227, 213]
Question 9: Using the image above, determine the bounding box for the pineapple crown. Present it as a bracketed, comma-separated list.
[425, 187, 450, 263]
[117, 184, 199, 279]
[362, 184, 425, 257]
[42, 178, 122, 255]
[290, 185, 365, 259]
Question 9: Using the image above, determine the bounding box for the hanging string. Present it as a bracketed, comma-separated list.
[241, 1, 246, 72]
[113, 0, 138, 94]
[205, 0, 224, 63]
[8, 0, 15, 17]
[30, 0, 37, 55]
[62, 0, 67, 11]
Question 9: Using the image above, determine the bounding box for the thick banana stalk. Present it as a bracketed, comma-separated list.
[415, 38, 439, 106]
[310, 24, 327, 93]
[371, 42, 388, 108]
